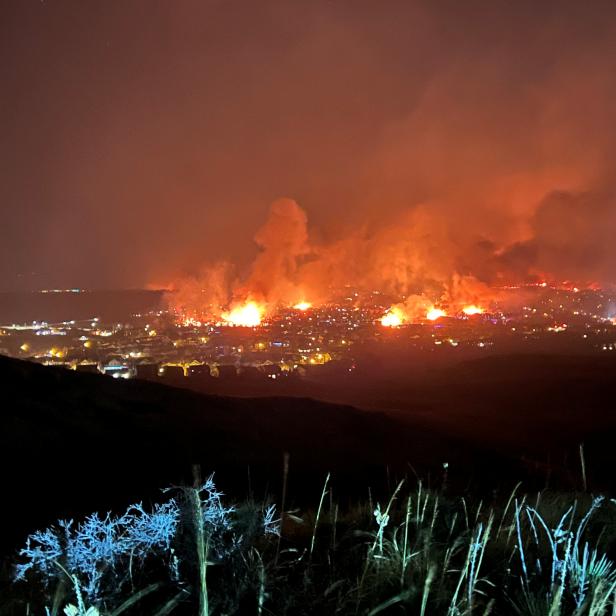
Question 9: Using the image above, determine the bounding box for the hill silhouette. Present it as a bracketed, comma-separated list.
[2, 353, 616, 556]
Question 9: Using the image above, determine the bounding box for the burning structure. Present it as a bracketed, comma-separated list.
[165, 194, 611, 330]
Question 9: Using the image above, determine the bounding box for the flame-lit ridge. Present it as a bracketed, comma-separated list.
[462, 305, 484, 316]
[221, 301, 265, 327]
[426, 308, 447, 321]
[381, 307, 405, 327]
[293, 301, 312, 311]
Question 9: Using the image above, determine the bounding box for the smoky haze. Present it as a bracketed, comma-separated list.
[1, 0, 615, 292]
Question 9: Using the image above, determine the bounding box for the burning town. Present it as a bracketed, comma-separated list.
[3, 200, 616, 387]
[3, 2, 616, 615]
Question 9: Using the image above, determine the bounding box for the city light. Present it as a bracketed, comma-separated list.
[3, 283, 614, 381]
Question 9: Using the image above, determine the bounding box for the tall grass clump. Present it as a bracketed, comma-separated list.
[8, 474, 616, 615]
[508, 495, 616, 615]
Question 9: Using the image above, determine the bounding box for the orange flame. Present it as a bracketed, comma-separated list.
[462, 305, 484, 316]
[426, 307, 447, 321]
[381, 307, 405, 327]
[221, 301, 264, 327]
[293, 301, 312, 311]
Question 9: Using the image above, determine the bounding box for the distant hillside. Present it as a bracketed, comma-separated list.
[0, 289, 164, 324]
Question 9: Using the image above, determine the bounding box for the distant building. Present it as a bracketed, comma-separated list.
[238, 365, 263, 380]
[160, 365, 184, 379]
[75, 363, 99, 374]
[135, 363, 159, 380]
[216, 365, 237, 380]
[188, 364, 211, 378]
[260, 364, 282, 379]
[101, 358, 133, 379]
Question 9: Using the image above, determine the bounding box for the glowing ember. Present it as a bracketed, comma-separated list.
[222, 301, 264, 327]
[293, 301, 312, 311]
[381, 307, 405, 327]
[182, 316, 203, 327]
[426, 308, 447, 321]
[462, 305, 484, 316]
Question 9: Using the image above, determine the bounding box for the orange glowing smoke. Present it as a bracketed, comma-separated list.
[426, 307, 447, 321]
[380, 306, 405, 327]
[221, 301, 265, 327]
[462, 305, 484, 316]
[293, 301, 312, 311]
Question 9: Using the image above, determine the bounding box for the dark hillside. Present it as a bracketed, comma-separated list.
[0, 355, 488, 555]
[2, 353, 616, 556]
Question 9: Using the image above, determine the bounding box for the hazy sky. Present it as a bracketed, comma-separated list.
[2, 0, 615, 291]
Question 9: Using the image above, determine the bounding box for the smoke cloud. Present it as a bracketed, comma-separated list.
[500, 190, 616, 285]
[238, 198, 310, 305]
[168, 186, 614, 318]
[2, 1, 616, 293]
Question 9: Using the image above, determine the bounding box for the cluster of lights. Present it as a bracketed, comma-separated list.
[182, 316, 203, 327]
[10, 282, 616, 383]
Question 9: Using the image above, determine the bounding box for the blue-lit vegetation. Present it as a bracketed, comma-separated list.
[12, 476, 279, 615]
[8, 477, 616, 615]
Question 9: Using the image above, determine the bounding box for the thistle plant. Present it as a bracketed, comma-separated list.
[16, 501, 179, 600]
[15, 476, 279, 615]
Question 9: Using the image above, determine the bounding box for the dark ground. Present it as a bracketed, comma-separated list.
[1, 352, 615, 559]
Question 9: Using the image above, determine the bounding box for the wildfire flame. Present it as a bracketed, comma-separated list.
[462, 305, 484, 316]
[381, 307, 405, 327]
[293, 301, 312, 311]
[221, 301, 264, 327]
[426, 307, 447, 321]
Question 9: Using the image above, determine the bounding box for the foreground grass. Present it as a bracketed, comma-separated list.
[5, 472, 616, 615]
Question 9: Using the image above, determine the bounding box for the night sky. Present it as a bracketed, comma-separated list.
[2, 1, 616, 291]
